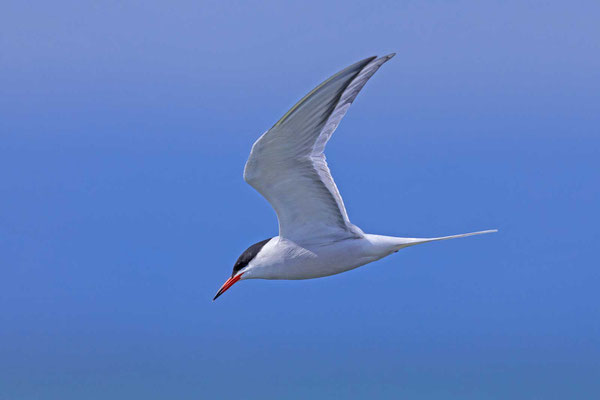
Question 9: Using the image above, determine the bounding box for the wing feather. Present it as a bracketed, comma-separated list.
[244, 54, 395, 244]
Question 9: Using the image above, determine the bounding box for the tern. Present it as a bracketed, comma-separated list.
[214, 53, 496, 300]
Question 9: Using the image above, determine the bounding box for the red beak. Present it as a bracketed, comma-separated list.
[213, 273, 243, 301]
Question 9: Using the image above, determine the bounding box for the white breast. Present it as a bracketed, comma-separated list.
[242, 235, 400, 280]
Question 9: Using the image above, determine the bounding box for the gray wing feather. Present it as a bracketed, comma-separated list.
[245, 54, 395, 244]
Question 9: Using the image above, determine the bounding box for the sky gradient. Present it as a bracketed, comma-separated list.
[1, 1, 599, 398]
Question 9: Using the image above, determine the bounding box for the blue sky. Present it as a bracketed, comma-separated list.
[1, 1, 599, 398]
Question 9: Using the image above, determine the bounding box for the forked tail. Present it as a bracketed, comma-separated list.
[420, 229, 498, 243]
[395, 229, 498, 249]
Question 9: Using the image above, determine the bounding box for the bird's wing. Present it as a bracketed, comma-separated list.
[244, 54, 395, 244]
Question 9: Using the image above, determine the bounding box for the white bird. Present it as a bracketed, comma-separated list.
[214, 53, 496, 300]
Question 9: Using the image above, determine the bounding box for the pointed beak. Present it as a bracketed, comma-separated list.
[213, 273, 243, 301]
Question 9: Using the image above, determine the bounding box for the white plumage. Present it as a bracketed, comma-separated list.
[214, 54, 496, 300]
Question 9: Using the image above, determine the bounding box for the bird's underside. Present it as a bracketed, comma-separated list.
[231, 230, 498, 281]
[213, 54, 496, 300]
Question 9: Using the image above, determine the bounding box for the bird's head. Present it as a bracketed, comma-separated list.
[213, 238, 272, 300]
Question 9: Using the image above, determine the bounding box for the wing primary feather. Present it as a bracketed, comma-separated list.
[273, 56, 377, 129]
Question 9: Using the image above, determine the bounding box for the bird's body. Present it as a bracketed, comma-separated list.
[241, 231, 495, 281]
[240, 235, 394, 280]
[214, 54, 496, 300]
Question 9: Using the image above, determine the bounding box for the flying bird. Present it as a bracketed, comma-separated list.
[214, 54, 496, 300]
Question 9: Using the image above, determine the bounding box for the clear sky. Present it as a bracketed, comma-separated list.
[1, 1, 599, 398]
